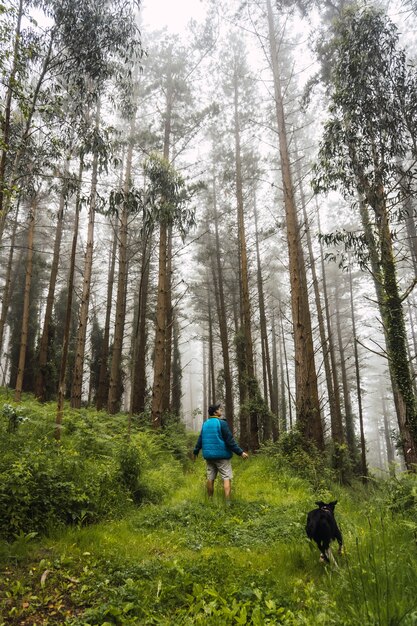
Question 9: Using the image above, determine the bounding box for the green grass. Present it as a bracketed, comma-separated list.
[1, 453, 417, 625]
[0, 395, 417, 625]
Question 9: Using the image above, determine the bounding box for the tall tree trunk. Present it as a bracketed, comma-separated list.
[151, 221, 168, 428]
[280, 311, 292, 430]
[254, 197, 273, 440]
[377, 192, 417, 466]
[108, 124, 134, 414]
[233, 69, 259, 451]
[348, 263, 367, 480]
[299, 173, 344, 443]
[0, 33, 54, 242]
[56, 159, 83, 439]
[14, 196, 37, 402]
[271, 311, 280, 439]
[171, 313, 182, 416]
[96, 220, 118, 410]
[211, 177, 234, 430]
[71, 103, 101, 409]
[334, 277, 355, 447]
[266, 0, 323, 448]
[381, 389, 395, 470]
[0, 201, 21, 355]
[357, 197, 414, 466]
[318, 215, 346, 446]
[162, 225, 173, 416]
[208, 297, 216, 403]
[0, 0, 24, 233]
[130, 230, 152, 415]
[35, 158, 69, 401]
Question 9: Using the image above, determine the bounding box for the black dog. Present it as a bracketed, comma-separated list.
[306, 500, 343, 563]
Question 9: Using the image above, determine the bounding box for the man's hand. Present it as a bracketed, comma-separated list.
[241, 452, 249, 460]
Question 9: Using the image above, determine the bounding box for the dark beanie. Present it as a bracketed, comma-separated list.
[208, 403, 221, 416]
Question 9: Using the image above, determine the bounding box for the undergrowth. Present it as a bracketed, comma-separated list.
[0, 392, 417, 624]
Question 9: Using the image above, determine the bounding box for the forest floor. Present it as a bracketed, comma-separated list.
[1, 453, 417, 625]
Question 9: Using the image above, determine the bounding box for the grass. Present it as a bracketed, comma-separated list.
[1, 417, 417, 624]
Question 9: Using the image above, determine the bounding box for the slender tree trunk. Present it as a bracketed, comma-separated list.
[212, 177, 234, 430]
[0, 0, 24, 233]
[271, 311, 280, 439]
[35, 158, 69, 401]
[14, 197, 37, 402]
[202, 339, 208, 422]
[151, 222, 168, 428]
[96, 220, 118, 410]
[348, 264, 367, 480]
[208, 297, 216, 403]
[334, 277, 355, 448]
[381, 390, 395, 470]
[233, 70, 259, 451]
[0, 33, 54, 242]
[162, 225, 173, 416]
[299, 176, 344, 443]
[171, 314, 182, 416]
[56, 159, 83, 439]
[130, 230, 152, 415]
[0, 201, 21, 354]
[108, 125, 134, 414]
[254, 198, 273, 440]
[71, 104, 101, 409]
[266, 0, 323, 448]
[376, 191, 417, 466]
[280, 310, 292, 430]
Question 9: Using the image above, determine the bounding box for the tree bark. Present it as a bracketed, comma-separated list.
[0, 201, 21, 355]
[0, 0, 24, 234]
[348, 263, 367, 480]
[233, 67, 259, 451]
[266, 0, 323, 448]
[211, 179, 234, 430]
[151, 221, 168, 428]
[108, 122, 134, 414]
[71, 103, 100, 409]
[35, 157, 69, 401]
[96, 220, 118, 410]
[14, 196, 37, 402]
[56, 159, 83, 439]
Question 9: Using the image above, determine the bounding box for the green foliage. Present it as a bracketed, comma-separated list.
[116, 443, 143, 504]
[1, 395, 417, 625]
[0, 394, 192, 541]
[142, 153, 195, 240]
[1, 403, 27, 433]
[261, 430, 332, 489]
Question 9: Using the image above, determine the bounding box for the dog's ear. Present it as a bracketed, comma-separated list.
[315, 501, 325, 508]
[329, 500, 338, 508]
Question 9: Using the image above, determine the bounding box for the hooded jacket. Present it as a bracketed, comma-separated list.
[193, 416, 243, 460]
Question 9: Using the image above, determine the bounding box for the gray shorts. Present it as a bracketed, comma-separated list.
[206, 458, 233, 480]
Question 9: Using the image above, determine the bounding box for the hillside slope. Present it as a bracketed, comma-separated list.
[1, 452, 417, 625]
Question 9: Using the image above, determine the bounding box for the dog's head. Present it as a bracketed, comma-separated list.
[315, 500, 337, 512]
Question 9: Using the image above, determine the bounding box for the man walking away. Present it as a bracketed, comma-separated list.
[193, 403, 248, 503]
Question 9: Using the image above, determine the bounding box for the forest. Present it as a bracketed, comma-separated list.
[1, 0, 417, 623]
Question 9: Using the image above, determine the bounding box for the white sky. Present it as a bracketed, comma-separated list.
[140, 0, 206, 33]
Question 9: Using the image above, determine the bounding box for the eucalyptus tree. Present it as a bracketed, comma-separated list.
[142, 154, 194, 429]
[263, 0, 324, 449]
[215, 32, 272, 449]
[140, 31, 215, 420]
[313, 6, 417, 466]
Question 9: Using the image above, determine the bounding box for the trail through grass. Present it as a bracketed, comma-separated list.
[1, 455, 417, 625]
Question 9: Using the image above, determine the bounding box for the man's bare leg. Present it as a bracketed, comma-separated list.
[207, 479, 214, 497]
[224, 479, 231, 501]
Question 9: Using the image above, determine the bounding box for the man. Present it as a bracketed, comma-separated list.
[193, 403, 248, 502]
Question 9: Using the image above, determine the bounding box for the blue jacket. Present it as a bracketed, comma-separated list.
[193, 417, 243, 460]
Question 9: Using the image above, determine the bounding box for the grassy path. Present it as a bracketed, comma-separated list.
[1, 455, 417, 625]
